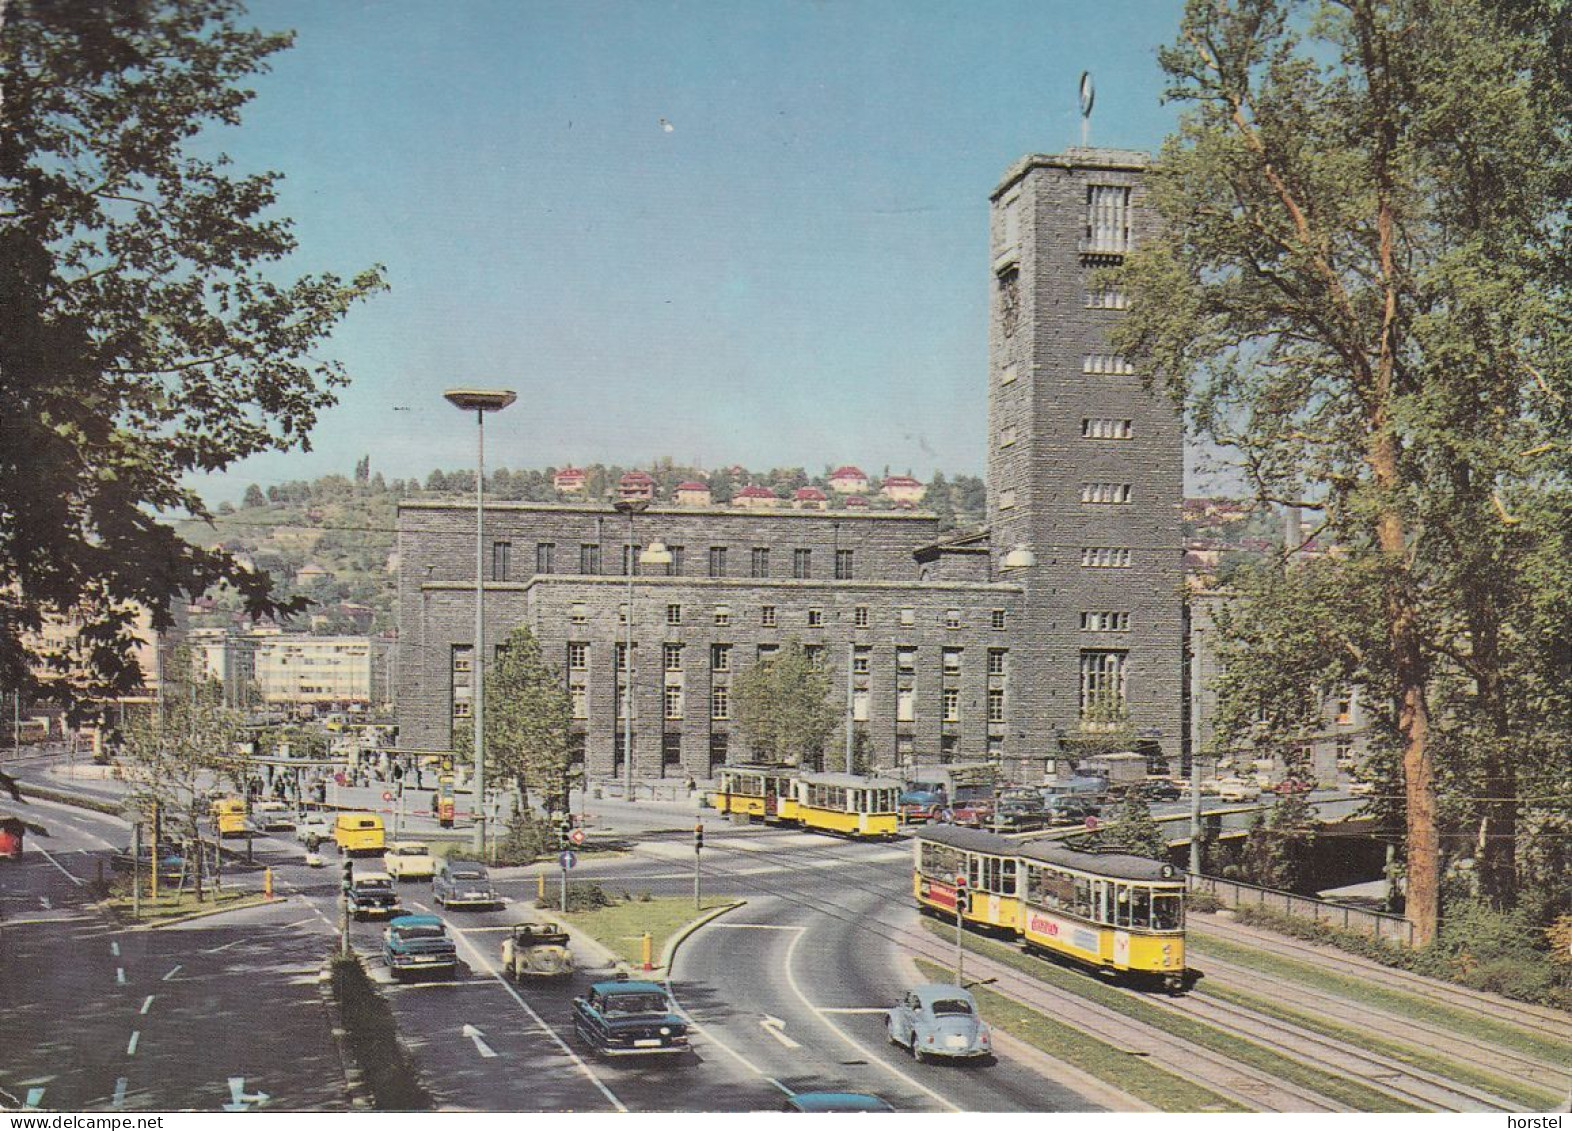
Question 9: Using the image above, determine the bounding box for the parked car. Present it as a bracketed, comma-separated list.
[950, 798, 994, 828]
[251, 801, 296, 832]
[886, 984, 992, 1063]
[500, 921, 574, 980]
[383, 841, 437, 882]
[1137, 779, 1183, 803]
[110, 842, 185, 881]
[572, 977, 691, 1057]
[993, 792, 1048, 831]
[1042, 794, 1101, 824]
[382, 914, 458, 980]
[1215, 777, 1262, 803]
[347, 872, 402, 920]
[432, 860, 501, 909]
[781, 1093, 895, 1113]
[899, 790, 946, 824]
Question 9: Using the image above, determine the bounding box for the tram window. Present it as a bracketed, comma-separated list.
[1114, 885, 1131, 927]
[968, 856, 981, 888]
[1152, 893, 1183, 931]
[1003, 859, 1017, 895]
[1092, 880, 1108, 925]
[1131, 887, 1152, 929]
[1074, 878, 1094, 919]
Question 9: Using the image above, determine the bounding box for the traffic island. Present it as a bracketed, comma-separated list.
[544, 886, 742, 972]
[327, 953, 433, 1112]
[102, 886, 278, 927]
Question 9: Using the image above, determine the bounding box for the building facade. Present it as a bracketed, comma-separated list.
[396, 148, 1185, 781]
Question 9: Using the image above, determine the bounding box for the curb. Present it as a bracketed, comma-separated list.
[659, 900, 745, 972]
[319, 960, 375, 1110]
[528, 905, 623, 971]
[119, 893, 283, 930]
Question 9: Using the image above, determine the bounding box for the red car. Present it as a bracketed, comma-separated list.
[950, 800, 994, 828]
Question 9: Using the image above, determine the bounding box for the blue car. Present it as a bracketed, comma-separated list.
[382, 914, 458, 980]
[572, 977, 691, 1057]
[782, 1093, 895, 1112]
[886, 984, 992, 1063]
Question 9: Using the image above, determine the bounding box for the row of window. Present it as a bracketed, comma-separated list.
[492, 543, 858, 583]
[567, 642, 1010, 677]
[994, 184, 1133, 259]
[1080, 611, 1130, 632]
[566, 676, 1008, 726]
[998, 418, 1136, 446]
[568, 602, 1009, 631]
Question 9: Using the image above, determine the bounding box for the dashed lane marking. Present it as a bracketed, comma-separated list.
[819, 1007, 891, 1014]
[201, 938, 246, 954]
[111, 941, 120, 957]
[116, 967, 126, 984]
[126, 1031, 140, 1056]
[111, 1078, 127, 1108]
[161, 964, 183, 981]
[140, 995, 154, 1015]
[34, 846, 82, 887]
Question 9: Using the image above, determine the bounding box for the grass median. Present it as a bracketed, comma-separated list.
[1188, 931, 1567, 1067]
[1194, 979, 1562, 1111]
[911, 958, 1243, 1112]
[559, 892, 733, 969]
[922, 918, 1425, 1112]
[330, 954, 432, 1111]
[105, 886, 271, 923]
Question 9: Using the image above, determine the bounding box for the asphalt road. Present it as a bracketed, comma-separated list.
[0, 798, 344, 1113]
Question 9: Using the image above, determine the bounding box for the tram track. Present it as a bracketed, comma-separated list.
[1192, 948, 1570, 1085]
[674, 836, 1349, 1112]
[1188, 916, 1572, 1042]
[1155, 984, 1525, 1112]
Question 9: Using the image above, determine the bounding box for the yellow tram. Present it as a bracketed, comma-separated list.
[911, 825, 1187, 992]
[911, 825, 1022, 932]
[710, 763, 799, 823]
[792, 772, 902, 839]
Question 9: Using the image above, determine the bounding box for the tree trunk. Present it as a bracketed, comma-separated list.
[1469, 600, 1517, 908]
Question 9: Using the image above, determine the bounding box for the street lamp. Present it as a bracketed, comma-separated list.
[444, 387, 516, 854]
[612, 498, 670, 801]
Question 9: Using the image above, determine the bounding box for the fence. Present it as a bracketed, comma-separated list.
[1189, 872, 1416, 948]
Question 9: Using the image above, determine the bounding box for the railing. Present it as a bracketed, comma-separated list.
[1188, 872, 1416, 948]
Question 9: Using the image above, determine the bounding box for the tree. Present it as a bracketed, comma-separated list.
[0, 1, 386, 711]
[116, 650, 248, 900]
[484, 626, 576, 811]
[1239, 790, 1319, 892]
[1116, 0, 1571, 943]
[242, 484, 267, 509]
[1098, 791, 1169, 860]
[732, 639, 838, 768]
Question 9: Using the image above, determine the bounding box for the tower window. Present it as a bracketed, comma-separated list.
[998, 267, 1020, 337]
[1086, 184, 1132, 254]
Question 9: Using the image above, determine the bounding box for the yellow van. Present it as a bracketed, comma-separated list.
[334, 812, 386, 856]
[211, 797, 248, 838]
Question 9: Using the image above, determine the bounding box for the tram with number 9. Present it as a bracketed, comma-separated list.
[710, 763, 799, 824]
[912, 824, 1186, 992]
[709, 766, 900, 839]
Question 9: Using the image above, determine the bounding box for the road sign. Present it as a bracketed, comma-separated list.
[381, 791, 393, 802]
[568, 828, 585, 846]
[954, 873, 967, 888]
[1085, 815, 1100, 831]
[558, 850, 578, 870]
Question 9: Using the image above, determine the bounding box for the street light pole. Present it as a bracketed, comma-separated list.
[444, 388, 516, 855]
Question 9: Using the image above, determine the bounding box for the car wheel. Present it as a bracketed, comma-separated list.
[912, 1041, 927, 1064]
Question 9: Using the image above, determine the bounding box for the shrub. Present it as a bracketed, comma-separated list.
[1187, 889, 1224, 914]
[540, 881, 615, 912]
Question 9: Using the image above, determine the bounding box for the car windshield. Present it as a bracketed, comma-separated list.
[452, 870, 484, 881]
[358, 879, 392, 891]
[603, 993, 669, 1015]
[930, 998, 973, 1016]
[395, 925, 444, 941]
[395, 846, 428, 856]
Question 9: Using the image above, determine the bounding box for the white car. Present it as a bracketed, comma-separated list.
[1215, 777, 1262, 803]
[295, 814, 332, 844]
[252, 801, 296, 832]
[384, 841, 437, 882]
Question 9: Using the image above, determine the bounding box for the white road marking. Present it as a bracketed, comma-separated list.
[462, 1023, 499, 1058]
[112, 1078, 127, 1107]
[162, 964, 183, 981]
[819, 1007, 891, 1014]
[281, 917, 320, 929]
[24, 1087, 44, 1110]
[440, 913, 628, 1112]
[663, 938, 797, 1097]
[707, 922, 801, 930]
[781, 925, 960, 1113]
[140, 995, 154, 1015]
[759, 1017, 801, 1049]
[126, 1030, 140, 1056]
[116, 967, 126, 984]
[201, 938, 246, 954]
[222, 1076, 271, 1112]
[110, 941, 120, 957]
[38, 896, 51, 909]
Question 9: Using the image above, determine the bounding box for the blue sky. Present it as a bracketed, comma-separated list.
[200, 0, 1187, 503]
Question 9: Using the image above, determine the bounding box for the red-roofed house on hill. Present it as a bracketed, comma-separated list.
[674, 480, 712, 507]
[618, 470, 656, 501]
[881, 475, 926, 504]
[553, 466, 587, 494]
[843, 494, 869, 509]
[792, 486, 829, 511]
[732, 484, 779, 510]
[828, 466, 868, 494]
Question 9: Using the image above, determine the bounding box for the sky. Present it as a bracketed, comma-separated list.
[196, 0, 1190, 504]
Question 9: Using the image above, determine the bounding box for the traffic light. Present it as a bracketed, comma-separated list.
[557, 818, 572, 851]
[693, 823, 704, 852]
[955, 890, 970, 915]
[341, 860, 354, 893]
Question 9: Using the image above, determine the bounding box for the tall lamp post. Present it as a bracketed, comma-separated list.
[444, 387, 516, 854]
[611, 498, 670, 801]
